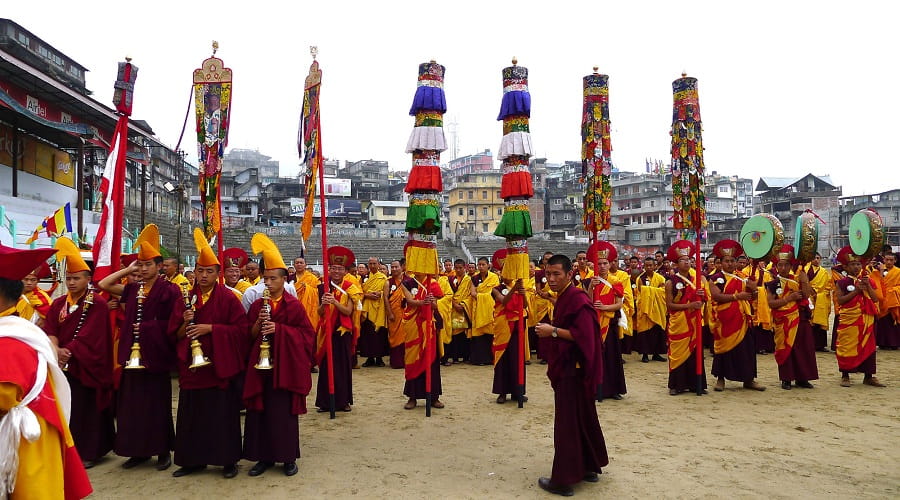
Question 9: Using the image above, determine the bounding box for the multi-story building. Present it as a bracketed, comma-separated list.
[839, 188, 900, 250]
[222, 148, 279, 185]
[447, 169, 504, 237]
[342, 159, 389, 201]
[754, 174, 842, 255]
[705, 172, 754, 220]
[446, 149, 493, 177]
[364, 200, 408, 232]
[0, 18, 196, 252]
[609, 171, 675, 250]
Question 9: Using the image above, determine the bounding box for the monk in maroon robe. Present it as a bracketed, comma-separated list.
[98, 244, 179, 471]
[243, 250, 315, 478]
[168, 251, 250, 478]
[535, 255, 608, 496]
[44, 266, 114, 467]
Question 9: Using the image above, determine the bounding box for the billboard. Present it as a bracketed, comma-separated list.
[319, 177, 351, 197]
[290, 198, 361, 218]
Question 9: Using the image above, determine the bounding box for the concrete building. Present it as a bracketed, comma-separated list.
[342, 159, 390, 201]
[610, 171, 676, 250]
[364, 200, 408, 232]
[222, 148, 279, 185]
[447, 169, 504, 237]
[705, 172, 754, 220]
[446, 149, 493, 177]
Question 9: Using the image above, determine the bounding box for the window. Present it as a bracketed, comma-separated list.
[495, 191, 501, 199]
[650, 199, 656, 207]
[482, 223, 489, 232]
[551, 214, 557, 221]
[468, 208, 475, 217]
[632, 186, 640, 194]
[482, 207, 488, 216]
[497, 208, 502, 216]
[647, 232, 656, 241]
[38, 46, 49, 58]
[630, 233, 642, 242]
[459, 191, 463, 200]
[482, 190, 488, 199]
[458, 207, 464, 216]
[563, 213, 572, 221]
[634, 216, 642, 224]
[482, 176, 487, 183]
[553, 198, 562, 206]
[383, 207, 396, 216]
[622, 217, 630, 225]
[16, 32, 29, 46]
[468, 191, 473, 199]
[718, 186, 729, 193]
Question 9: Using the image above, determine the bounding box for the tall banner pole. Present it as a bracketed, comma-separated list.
[404, 60, 447, 417]
[193, 41, 232, 275]
[670, 72, 707, 396]
[582, 67, 614, 400]
[298, 46, 335, 419]
[494, 58, 534, 409]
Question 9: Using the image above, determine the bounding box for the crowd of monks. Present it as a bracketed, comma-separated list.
[2, 225, 897, 497]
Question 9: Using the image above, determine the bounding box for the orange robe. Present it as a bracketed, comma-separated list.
[835, 277, 878, 371]
[710, 274, 752, 354]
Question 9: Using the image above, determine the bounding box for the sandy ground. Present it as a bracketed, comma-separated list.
[85, 348, 900, 499]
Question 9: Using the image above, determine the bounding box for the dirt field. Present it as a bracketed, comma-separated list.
[85, 349, 900, 499]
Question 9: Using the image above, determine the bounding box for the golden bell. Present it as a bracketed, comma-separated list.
[254, 340, 273, 370]
[188, 339, 212, 369]
[124, 341, 146, 370]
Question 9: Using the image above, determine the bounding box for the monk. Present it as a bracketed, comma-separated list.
[665, 240, 708, 395]
[490, 249, 528, 405]
[243, 233, 315, 477]
[834, 247, 886, 388]
[586, 242, 627, 401]
[293, 256, 321, 332]
[634, 256, 667, 363]
[535, 254, 607, 496]
[573, 250, 593, 290]
[805, 253, 834, 351]
[609, 258, 634, 355]
[162, 257, 190, 294]
[222, 247, 249, 299]
[315, 246, 362, 413]
[44, 237, 115, 468]
[469, 256, 499, 366]
[707, 240, 765, 392]
[168, 230, 250, 478]
[97, 224, 178, 471]
[874, 253, 900, 349]
[766, 245, 818, 390]
[22, 263, 53, 328]
[386, 260, 407, 369]
[401, 272, 445, 410]
[751, 259, 777, 354]
[359, 256, 389, 367]
[1, 244, 93, 500]
[436, 258, 473, 365]
[529, 258, 555, 364]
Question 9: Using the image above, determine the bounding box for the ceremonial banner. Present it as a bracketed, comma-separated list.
[93, 59, 137, 283]
[299, 55, 323, 241]
[24, 202, 72, 244]
[581, 68, 613, 234]
[670, 73, 706, 231]
[193, 42, 233, 249]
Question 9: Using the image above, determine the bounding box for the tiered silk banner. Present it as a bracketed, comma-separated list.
[581, 72, 613, 233]
[670, 75, 706, 231]
[193, 55, 233, 240]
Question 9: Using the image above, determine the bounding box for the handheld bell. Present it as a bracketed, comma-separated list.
[188, 339, 212, 369]
[124, 341, 146, 370]
[254, 340, 273, 370]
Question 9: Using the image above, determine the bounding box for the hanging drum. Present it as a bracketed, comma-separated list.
[794, 211, 819, 263]
[848, 208, 884, 259]
[739, 214, 785, 260]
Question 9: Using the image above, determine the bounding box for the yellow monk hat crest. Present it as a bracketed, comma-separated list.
[250, 233, 287, 271]
[193, 228, 219, 267]
[54, 236, 90, 273]
[133, 224, 161, 261]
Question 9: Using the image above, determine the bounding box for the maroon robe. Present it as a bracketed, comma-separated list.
[115, 279, 179, 458]
[44, 292, 115, 461]
[543, 283, 608, 487]
[243, 292, 314, 463]
[168, 284, 249, 467]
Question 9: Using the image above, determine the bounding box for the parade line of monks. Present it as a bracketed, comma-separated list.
[3, 225, 896, 491]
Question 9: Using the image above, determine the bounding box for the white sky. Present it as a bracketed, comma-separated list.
[6, 1, 899, 196]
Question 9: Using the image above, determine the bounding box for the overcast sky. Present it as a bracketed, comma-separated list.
[7, 1, 898, 196]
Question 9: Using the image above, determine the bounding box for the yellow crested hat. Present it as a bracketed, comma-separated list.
[250, 233, 287, 271]
[54, 236, 90, 273]
[193, 228, 219, 267]
[134, 224, 161, 261]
